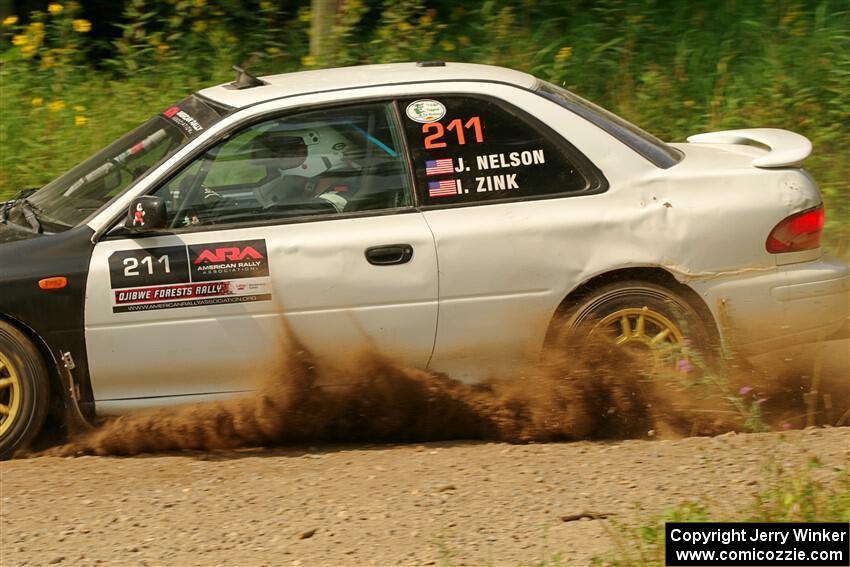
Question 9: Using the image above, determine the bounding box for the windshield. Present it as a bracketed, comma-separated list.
[25, 95, 229, 230]
[535, 80, 682, 169]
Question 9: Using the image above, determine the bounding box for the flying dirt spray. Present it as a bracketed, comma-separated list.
[43, 326, 847, 457]
[43, 327, 747, 457]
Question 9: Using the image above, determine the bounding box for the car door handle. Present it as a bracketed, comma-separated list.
[365, 244, 414, 266]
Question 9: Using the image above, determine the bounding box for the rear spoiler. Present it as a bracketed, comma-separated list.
[686, 128, 812, 168]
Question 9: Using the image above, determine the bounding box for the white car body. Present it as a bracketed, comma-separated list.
[70, 62, 847, 413]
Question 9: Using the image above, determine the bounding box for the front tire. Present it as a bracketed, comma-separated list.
[0, 321, 49, 460]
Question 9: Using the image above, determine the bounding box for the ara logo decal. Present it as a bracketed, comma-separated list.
[188, 239, 269, 281]
[163, 106, 180, 118]
[108, 240, 273, 313]
[194, 246, 264, 264]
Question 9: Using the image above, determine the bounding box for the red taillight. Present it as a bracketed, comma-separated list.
[765, 206, 824, 253]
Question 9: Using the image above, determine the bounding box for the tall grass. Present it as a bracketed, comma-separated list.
[593, 458, 850, 566]
[0, 0, 847, 252]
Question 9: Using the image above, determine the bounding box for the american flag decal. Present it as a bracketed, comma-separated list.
[428, 179, 459, 197]
[425, 158, 454, 176]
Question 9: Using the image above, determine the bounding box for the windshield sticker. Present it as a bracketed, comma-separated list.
[406, 99, 446, 123]
[107, 239, 271, 313]
[162, 105, 206, 137]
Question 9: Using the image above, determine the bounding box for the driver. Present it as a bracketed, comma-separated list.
[251, 130, 309, 173]
[250, 127, 359, 213]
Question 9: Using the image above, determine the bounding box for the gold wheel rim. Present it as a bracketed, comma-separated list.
[590, 307, 687, 371]
[0, 351, 22, 438]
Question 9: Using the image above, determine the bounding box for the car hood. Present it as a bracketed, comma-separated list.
[0, 222, 42, 244]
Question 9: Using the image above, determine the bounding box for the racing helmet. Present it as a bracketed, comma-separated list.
[248, 130, 308, 171]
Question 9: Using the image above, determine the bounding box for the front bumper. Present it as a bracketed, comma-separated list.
[689, 255, 850, 355]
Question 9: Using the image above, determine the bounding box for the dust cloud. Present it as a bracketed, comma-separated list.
[44, 328, 847, 457]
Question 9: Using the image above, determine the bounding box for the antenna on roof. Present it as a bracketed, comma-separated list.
[229, 65, 266, 90]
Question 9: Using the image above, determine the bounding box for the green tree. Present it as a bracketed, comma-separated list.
[309, 0, 339, 64]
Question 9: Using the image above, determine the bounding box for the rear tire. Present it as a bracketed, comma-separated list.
[0, 321, 50, 460]
[558, 280, 716, 372]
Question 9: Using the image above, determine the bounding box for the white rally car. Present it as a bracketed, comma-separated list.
[0, 62, 847, 458]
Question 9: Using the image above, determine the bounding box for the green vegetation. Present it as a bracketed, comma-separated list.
[433, 458, 849, 566]
[1, 0, 847, 252]
[594, 459, 850, 566]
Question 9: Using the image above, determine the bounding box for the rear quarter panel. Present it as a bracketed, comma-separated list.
[424, 90, 826, 379]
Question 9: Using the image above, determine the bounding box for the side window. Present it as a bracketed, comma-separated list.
[153, 102, 412, 228]
[399, 96, 591, 205]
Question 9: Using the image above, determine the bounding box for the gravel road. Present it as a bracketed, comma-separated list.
[2, 428, 847, 566]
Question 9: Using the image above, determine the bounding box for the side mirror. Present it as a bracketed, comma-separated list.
[124, 196, 167, 232]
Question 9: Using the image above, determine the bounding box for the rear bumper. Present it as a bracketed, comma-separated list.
[689, 255, 850, 355]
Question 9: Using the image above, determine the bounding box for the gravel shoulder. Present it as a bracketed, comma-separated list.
[2, 428, 848, 566]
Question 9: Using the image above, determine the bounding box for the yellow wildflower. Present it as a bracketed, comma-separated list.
[555, 46, 573, 63]
[21, 44, 35, 56]
[300, 55, 315, 67]
[31, 97, 43, 107]
[191, 20, 207, 33]
[11, 34, 27, 46]
[40, 55, 54, 68]
[298, 8, 311, 23]
[48, 100, 65, 112]
[398, 21, 411, 32]
[73, 105, 86, 112]
[72, 19, 91, 33]
[439, 40, 455, 52]
[74, 115, 88, 126]
[156, 43, 170, 54]
[265, 46, 281, 55]
[192, 0, 206, 7]
[30, 22, 43, 31]
[2, 15, 18, 26]
[47, 3, 63, 14]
